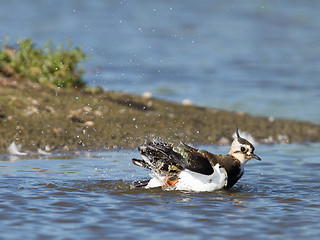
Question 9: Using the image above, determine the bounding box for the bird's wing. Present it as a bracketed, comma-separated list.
[133, 142, 214, 175]
[133, 142, 185, 173]
[172, 143, 214, 175]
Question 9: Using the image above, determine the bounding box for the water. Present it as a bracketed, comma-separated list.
[1, 144, 319, 239]
[1, 2, 320, 239]
[0, 0, 319, 122]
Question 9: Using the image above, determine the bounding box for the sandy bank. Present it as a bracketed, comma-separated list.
[1, 77, 319, 154]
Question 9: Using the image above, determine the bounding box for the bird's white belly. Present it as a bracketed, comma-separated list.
[145, 176, 164, 188]
[146, 164, 227, 192]
[175, 164, 227, 192]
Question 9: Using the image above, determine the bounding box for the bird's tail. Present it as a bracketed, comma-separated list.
[131, 141, 177, 171]
[131, 142, 174, 188]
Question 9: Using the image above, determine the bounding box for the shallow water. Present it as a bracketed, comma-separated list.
[1, 2, 320, 239]
[1, 144, 319, 239]
[0, 0, 320, 123]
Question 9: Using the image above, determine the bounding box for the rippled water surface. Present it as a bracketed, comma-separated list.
[1, 144, 319, 239]
[1, 1, 320, 239]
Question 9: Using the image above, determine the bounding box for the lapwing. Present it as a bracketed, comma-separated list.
[131, 129, 261, 192]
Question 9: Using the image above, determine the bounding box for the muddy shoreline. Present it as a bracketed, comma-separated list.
[1, 77, 320, 154]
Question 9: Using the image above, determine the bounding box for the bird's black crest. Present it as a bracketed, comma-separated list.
[236, 128, 255, 150]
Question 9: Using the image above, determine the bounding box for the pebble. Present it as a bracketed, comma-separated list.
[142, 92, 152, 99]
[94, 110, 103, 117]
[31, 99, 39, 105]
[147, 100, 153, 108]
[182, 99, 193, 106]
[83, 106, 92, 114]
[85, 121, 94, 127]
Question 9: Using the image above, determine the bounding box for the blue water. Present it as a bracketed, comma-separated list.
[1, 1, 320, 239]
[1, 143, 320, 239]
[0, 0, 319, 123]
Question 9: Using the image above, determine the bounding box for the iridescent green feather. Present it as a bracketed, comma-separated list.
[173, 144, 214, 175]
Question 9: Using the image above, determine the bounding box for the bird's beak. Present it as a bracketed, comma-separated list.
[251, 153, 261, 161]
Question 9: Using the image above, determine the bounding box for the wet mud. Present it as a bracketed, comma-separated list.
[1, 77, 320, 153]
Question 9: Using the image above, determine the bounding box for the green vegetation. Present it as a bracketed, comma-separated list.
[0, 38, 86, 88]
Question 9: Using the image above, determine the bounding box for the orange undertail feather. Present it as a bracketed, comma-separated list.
[163, 174, 179, 188]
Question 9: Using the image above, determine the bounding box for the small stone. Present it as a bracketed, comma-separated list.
[236, 111, 245, 116]
[83, 106, 92, 113]
[147, 101, 153, 108]
[94, 110, 103, 117]
[31, 99, 39, 105]
[142, 92, 152, 99]
[85, 121, 94, 127]
[268, 117, 275, 122]
[25, 106, 39, 114]
[182, 99, 193, 106]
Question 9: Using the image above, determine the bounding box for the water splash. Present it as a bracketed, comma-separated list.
[7, 141, 27, 156]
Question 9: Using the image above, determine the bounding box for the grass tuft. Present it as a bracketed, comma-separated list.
[0, 37, 86, 88]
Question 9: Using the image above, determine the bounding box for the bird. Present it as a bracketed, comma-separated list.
[131, 129, 261, 192]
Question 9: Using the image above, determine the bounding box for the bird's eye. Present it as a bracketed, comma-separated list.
[241, 147, 246, 152]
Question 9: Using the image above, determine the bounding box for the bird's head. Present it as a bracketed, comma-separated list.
[228, 129, 261, 164]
